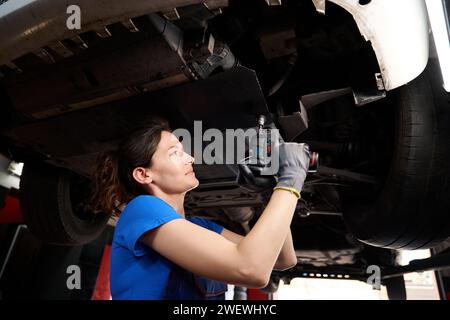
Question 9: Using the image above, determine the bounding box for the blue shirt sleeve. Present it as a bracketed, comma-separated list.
[114, 195, 183, 257]
[187, 216, 224, 234]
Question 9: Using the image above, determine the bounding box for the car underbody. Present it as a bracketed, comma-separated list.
[1, 0, 450, 293]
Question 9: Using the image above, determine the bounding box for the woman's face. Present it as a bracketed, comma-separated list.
[147, 130, 199, 194]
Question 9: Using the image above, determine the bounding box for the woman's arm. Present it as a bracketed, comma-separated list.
[221, 226, 297, 271]
[139, 189, 298, 288]
[139, 143, 309, 288]
[273, 228, 297, 271]
[234, 189, 298, 282]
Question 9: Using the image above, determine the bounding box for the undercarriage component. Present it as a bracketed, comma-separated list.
[301, 210, 343, 217]
[312, 0, 326, 14]
[265, 0, 282, 6]
[352, 88, 387, 107]
[277, 100, 308, 141]
[383, 249, 450, 280]
[302, 86, 386, 109]
[187, 41, 238, 79]
[4, 15, 190, 119]
[275, 247, 450, 293]
[186, 185, 267, 209]
[186, 161, 272, 210]
[0, 0, 229, 68]
[181, 24, 238, 80]
[3, 66, 270, 177]
[317, 166, 378, 185]
[301, 88, 353, 110]
[222, 207, 255, 223]
[186, 164, 267, 209]
[295, 247, 362, 267]
[273, 265, 367, 282]
[260, 26, 297, 62]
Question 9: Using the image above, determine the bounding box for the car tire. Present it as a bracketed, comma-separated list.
[343, 61, 450, 250]
[19, 161, 109, 245]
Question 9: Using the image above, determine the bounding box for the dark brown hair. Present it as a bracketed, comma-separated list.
[89, 118, 171, 217]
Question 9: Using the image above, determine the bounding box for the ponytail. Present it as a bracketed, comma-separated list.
[89, 150, 124, 217]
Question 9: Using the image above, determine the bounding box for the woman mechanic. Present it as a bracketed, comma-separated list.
[89, 118, 311, 300]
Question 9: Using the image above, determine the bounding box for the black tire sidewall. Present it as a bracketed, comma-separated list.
[343, 61, 450, 250]
[20, 162, 109, 245]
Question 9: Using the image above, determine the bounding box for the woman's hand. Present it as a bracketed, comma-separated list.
[274, 142, 311, 199]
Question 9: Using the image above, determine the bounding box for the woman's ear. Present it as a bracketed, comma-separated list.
[132, 167, 153, 185]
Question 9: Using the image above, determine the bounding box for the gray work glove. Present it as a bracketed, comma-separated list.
[274, 143, 311, 199]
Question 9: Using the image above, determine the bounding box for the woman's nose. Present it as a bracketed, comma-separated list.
[185, 152, 195, 164]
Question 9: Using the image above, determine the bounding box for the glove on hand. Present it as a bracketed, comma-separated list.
[274, 143, 311, 199]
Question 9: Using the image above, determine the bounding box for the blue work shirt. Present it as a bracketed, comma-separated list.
[110, 195, 228, 300]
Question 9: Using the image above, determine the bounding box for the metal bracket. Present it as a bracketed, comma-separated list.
[312, 0, 326, 14]
[5, 62, 22, 74]
[301, 88, 352, 110]
[48, 41, 74, 58]
[69, 35, 88, 50]
[278, 101, 309, 141]
[265, 0, 282, 5]
[352, 90, 387, 107]
[121, 19, 140, 32]
[33, 48, 55, 64]
[93, 26, 112, 38]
